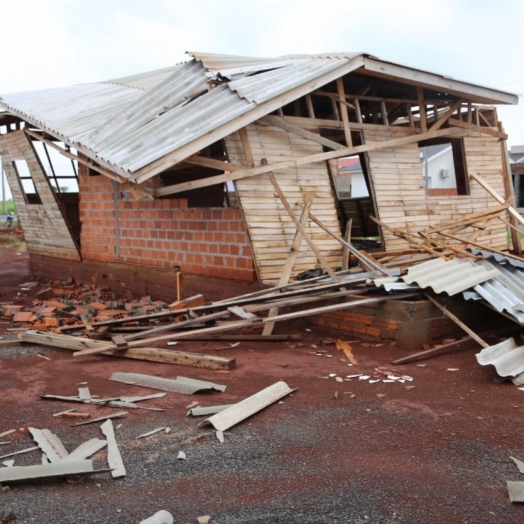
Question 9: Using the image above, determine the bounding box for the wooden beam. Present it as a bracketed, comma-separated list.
[424, 294, 488, 348]
[337, 78, 353, 147]
[262, 195, 314, 335]
[259, 115, 345, 150]
[155, 126, 463, 197]
[238, 127, 255, 167]
[469, 172, 524, 229]
[447, 118, 507, 139]
[417, 87, 427, 132]
[25, 130, 127, 183]
[392, 336, 473, 365]
[429, 99, 464, 132]
[20, 330, 235, 370]
[184, 155, 247, 172]
[341, 219, 352, 271]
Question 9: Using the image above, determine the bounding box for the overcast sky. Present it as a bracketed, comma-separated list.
[0, 0, 523, 199]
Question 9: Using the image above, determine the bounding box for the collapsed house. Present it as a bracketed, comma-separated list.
[0, 51, 522, 350]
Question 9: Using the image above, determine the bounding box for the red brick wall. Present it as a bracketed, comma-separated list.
[78, 168, 255, 281]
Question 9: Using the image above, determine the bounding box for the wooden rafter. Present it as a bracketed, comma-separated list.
[258, 115, 345, 150]
[184, 155, 247, 172]
[447, 118, 507, 139]
[428, 99, 464, 132]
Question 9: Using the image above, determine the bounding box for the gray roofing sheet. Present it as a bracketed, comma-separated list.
[0, 51, 517, 180]
[401, 257, 500, 296]
[471, 279, 524, 323]
[476, 338, 524, 379]
[467, 248, 524, 269]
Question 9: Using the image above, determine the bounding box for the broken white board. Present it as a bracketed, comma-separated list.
[78, 387, 92, 400]
[100, 419, 126, 478]
[0, 429, 16, 438]
[508, 481, 524, 502]
[29, 428, 69, 463]
[0, 446, 39, 460]
[202, 381, 296, 432]
[187, 405, 233, 417]
[511, 456, 524, 474]
[0, 459, 96, 483]
[109, 372, 226, 394]
[137, 427, 167, 440]
[2, 460, 14, 467]
[64, 439, 107, 462]
[74, 411, 128, 427]
[177, 451, 186, 460]
[139, 510, 174, 524]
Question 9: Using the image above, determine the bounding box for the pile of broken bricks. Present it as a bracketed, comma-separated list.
[1, 280, 204, 332]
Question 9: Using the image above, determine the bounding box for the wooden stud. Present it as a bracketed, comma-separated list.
[337, 78, 353, 147]
[417, 87, 427, 132]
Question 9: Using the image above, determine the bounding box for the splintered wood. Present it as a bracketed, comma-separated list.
[336, 339, 358, 365]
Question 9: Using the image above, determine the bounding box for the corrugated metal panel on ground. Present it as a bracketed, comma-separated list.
[476, 338, 524, 384]
[402, 257, 500, 296]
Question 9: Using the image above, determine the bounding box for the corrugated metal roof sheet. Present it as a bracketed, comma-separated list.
[476, 338, 524, 382]
[0, 50, 517, 181]
[402, 258, 500, 296]
[468, 248, 524, 269]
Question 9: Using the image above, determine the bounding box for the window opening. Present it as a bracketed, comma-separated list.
[418, 137, 468, 197]
[12, 159, 42, 205]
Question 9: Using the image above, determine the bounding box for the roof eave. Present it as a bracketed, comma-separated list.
[361, 57, 519, 105]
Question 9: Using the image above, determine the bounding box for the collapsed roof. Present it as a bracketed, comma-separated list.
[0, 51, 518, 184]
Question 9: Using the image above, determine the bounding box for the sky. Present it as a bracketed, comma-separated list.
[0, 0, 523, 199]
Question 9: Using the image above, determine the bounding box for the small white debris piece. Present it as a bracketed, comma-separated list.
[402, 376, 414, 381]
[346, 374, 362, 379]
[508, 481, 524, 502]
[399, 379, 406, 384]
[116, 424, 122, 430]
[347, 363, 353, 367]
[383, 380, 395, 383]
[305, 328, 311, 332]
[335, 377, 344, 383]
[197, 516, 212, 524]
[2, 460, 14, 467]
[139, 510, 174, 524]
[78, 387, 92, 400]
[167, 342, 178, 346]
[28, 428, 69, 463]
[328, 373, 337, 378]
[511, 456, 524, 474]
[387, 375, 399, 381]
[216, 431, 224, 444]
[447, 368, 459, 372]
[417, 364, 427, 367]
[359, 375, 371, 381]
[369, 380, 380, 384]
[77, 382, 88, 385]
[311, 344, 317, 349]
[65, 439, 107, 462]
[100, 419, 126, 478]
[165, 427, 171, 434]
[325, 355, 333, 358]
[0, 430, 16, 438]
[177, 451, 186, 460]
[0, 442, 10, 446]
[186, 402, 200, 410]
[137, 427, 167, 440]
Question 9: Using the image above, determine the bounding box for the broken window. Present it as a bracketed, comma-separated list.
[12, 159, 42, 205]
[419, 137, 468, 197]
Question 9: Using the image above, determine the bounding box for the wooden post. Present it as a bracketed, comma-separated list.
[337, 78, 352, 147]
[341, 219, 352, 271]
[417, 87, 427, 133]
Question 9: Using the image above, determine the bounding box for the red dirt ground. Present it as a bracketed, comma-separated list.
[0, 233, 523, 523]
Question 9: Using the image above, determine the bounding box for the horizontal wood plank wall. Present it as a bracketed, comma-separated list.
[0, 131, 80, 260]
[225, 123, 343, 283]
[364, 127, 509, 252]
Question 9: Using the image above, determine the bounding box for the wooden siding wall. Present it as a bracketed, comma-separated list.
[364, 127, 509, 252]
[225, 123, 343, 283]
[0, 131, 80, 260]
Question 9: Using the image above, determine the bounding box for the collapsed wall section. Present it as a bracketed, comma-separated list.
[0, 130, 80, 260]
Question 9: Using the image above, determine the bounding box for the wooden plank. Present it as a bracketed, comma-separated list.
[185, 155, 247, 172]
[417, 87, 427, 132]
[259, 115, 345, 151]
[392, 336, 472, 364]
[337, 78, 352, 147]
[424, 294, 488, 348]
[447, 118, 507, 139]
[20, 331, 236, 370]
